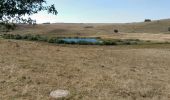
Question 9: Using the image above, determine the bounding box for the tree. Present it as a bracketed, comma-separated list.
[144, 19, 151, 22]
[0, 0, 58, 24]
[114, 29, 118, 33]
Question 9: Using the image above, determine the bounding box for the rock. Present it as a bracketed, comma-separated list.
[50, 90, 69, 99]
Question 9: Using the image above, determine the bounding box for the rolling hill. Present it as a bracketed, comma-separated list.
[14, 18, 170, 34]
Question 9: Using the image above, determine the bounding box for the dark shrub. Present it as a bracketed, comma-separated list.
[121, 39, 140, 45]
[114, 29, 119, 33]
[144, 19, 151, 22]
[57, 39, 66, 44]
[42, 22, 50, 24]
[102, 39, 142, 45]
[123, 41, 131, 45]
[34, 35, 43, 41]
[37, 36, 48, 42]
[0, 23, 6, 32]
[0, 23, 16, 32]
[2, 34, 14, 39]
[103, 40, 117, 45]
[14, 34, 22, 40]
[22, 34, 31, 39]
[27, 35, 38, 41]
[168, 27, 170, 32]
[48, 38, 57, 43]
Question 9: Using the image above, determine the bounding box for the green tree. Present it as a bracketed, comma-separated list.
[0, 0, 57, 24]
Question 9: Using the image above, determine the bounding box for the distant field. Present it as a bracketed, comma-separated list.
[1, 19, 170, 100]
[4, 19, 170, 42]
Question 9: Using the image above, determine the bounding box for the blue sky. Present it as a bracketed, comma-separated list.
[31, 0, 170, 23]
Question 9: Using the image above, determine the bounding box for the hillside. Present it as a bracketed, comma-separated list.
[96, 19, 170, 33]
[9, 18, 170, 34]
[1, 19, 168, 42]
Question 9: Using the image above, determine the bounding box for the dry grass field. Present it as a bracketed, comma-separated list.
[0, 39, 170, 100]
[6, 19, 170, 42]
[1, 19, 170, 100]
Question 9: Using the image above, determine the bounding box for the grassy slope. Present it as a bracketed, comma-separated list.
[97, 19, 170, 33]
[3, 19, 170, 42]
[8, 19, 170, 34]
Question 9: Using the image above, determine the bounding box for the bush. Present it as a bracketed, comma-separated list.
[102, 39, 142, 45]
[13, 34, 22, 40]
[27, 35, 38, 41]
[144, 19, 151, 22]
[2, 34, 14, 39]
[114, 29, 119, 33]
[34, 35, 44, 41]
[0, 23, 6, 32]
[42, 22, 50, 24]
[122, 41, 132, 45]
[168, 27, 170, 32]
[48, 38, 57, 43]
[102, 40, 117, 45]
[57, 39, 67, 44]
[0, 23, 16, 32]
[22, 34, 30, 39]
[2, 34, 48, 42]
[37, 36, 48, 42]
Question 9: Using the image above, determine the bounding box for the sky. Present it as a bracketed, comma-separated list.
[30, 0, 170, 23]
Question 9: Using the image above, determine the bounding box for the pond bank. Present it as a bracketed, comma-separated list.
[1, 33, 169, 45]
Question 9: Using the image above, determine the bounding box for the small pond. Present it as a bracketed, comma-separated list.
[60, 38, 102, 43]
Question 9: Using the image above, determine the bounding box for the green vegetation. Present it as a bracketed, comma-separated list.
[2, 34, 101, 45]
[2, 34, 47, 41]
[0, 34, 2, 39]
[168, 27, 170, 32]
[102, 39, 149, 45]
[0, 23, 16, 32]
[2, 33, 168, 45]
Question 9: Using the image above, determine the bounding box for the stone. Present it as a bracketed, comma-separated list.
[50, 90, 69, 99]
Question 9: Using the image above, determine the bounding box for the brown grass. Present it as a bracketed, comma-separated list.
[5, 19, 170, 42]
[1, 20, 170, 99]
[0, 39, 170, 100]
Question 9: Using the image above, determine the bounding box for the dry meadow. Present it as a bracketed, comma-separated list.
[1, 20, 170, 100]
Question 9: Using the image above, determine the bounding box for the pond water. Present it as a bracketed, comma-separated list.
[60, 38, 102, 43]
